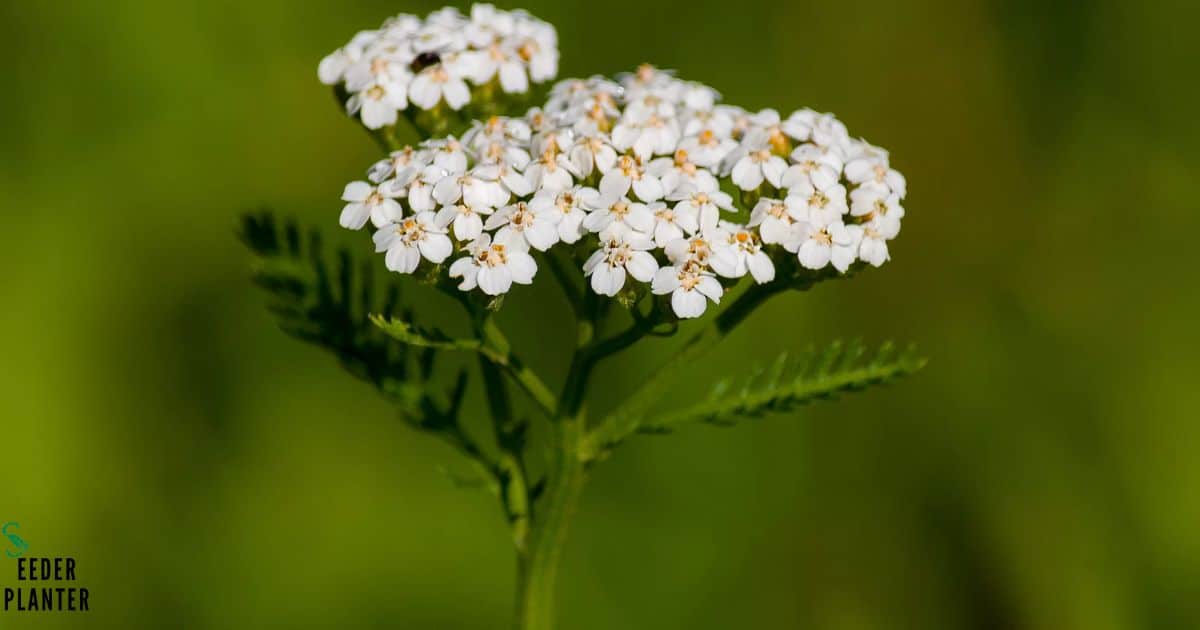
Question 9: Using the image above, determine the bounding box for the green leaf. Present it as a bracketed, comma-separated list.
[372, 313, 558, 418]
[641, 340, 926, 434]
[238, 211, 462, 423]
[583, 340, 925, 459]
[369, 314, 484, 353]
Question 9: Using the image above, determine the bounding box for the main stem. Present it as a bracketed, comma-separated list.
[514, 413, 586, 630]
[513, 293, 601, 630]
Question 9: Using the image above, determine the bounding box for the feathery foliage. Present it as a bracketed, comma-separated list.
[238, 211, 468, 429]
[584, 340, 924, 457]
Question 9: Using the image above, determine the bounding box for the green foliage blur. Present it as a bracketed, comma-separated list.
[1, 0, 1197, 628]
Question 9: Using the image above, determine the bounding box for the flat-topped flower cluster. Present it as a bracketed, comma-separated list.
[319, 4, 558, 129]
[338, 64, 907, 318]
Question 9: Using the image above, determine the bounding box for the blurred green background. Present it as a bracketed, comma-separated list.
[2, 0, 1198, 628]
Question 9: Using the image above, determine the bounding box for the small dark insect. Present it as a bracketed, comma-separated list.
[410, 51, 441, 73]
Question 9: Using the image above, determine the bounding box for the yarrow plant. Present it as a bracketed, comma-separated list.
[242, 5, 923, 629]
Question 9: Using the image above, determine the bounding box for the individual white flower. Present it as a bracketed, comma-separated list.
[367, 145, 430, 184]
[409, 62, 471, 110]
[582, 234, 659, 296]
[844, 152, 907, 198]
[599, 155, 664, 203]
[781, 143, 843, 190]
[679, 80, 720, 111]
[462, 43, 531, 93]
[432, 169, 509, 208]
[513, 26, 559, 82]
[401, 166, 441, 212]
[709, 222, 775, 283]
[372, 212, 453, 273]
[646, 200, 699, 247]
[485, 200, 560, 251]
[611, 111, 680, 161]
[434, 201, 494, 241]
[319, 47, 359, 86]
[663, 234, 718, 268]
[806, 111, 851, 150]
[318, 31, 377, 85]
[568, 133, 619, 177]
[681, 107, 736, 139]
[448, 233, 538, 295]
[343, 53, 412, 93]
[651, 262, 724, 319]
[857, 226, 891, 268]
[786, 175, 849, 226]
[463, 115, 533, 150]
[524, 149, 581, 193]
[346, 79, 408, 130]
[529, 187, 599, 244]
[426, 136, 470, 175]
[648, 149, 719, 197]
[669, 188, 735, 235]
[582, 197, 655, 241]
[850, 186, 904, 236]
[340, 181, 403, 230]
[792, 219, 860, 273]
[780, 109, 817, 143]
[728, 133, 788, 191]
[530, 127, 573, 158]
[524, 107, 556, 135]
[677, 128, 739, 168]
[747, 197, 804, 246]
[475, 137, 532, 171]
[466, 4, 514, 42]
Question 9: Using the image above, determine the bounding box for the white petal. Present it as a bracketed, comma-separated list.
[632, 175, 664, 202]
[599, 171, 631, 200]
[498, 61, 529, 93]
[558, 211, 585, 243]
[443, 78, 470, 110]
[696, 276, 723, 302]
[409, 74, 440, 110]
[342, 181, 372, 202]
[454, 213, 484, 241]
[418, 234, 452, 263]
[371, 199, 404, 227]
[762, 157, 788, 187]
[651, 267, 680, 294]
[625, 205, 655, 232]
[524, 220, 559, 251]
[386, 245, 422, 274]
[507, 252, 538, 284]
[731, 158, 763, 191]
[798, 241, 831, 270]
[625, 251, 659, 282]
[590, 264, 625, 296]
[709, 248, 741, 278]
[339, 203, 370, 230]
[477, 265, 513, 295]
[672, 289, 707, 318]
[433, 177, 462, 206]
[748, 251, 776, 283]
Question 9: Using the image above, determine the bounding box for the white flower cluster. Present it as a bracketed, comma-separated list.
[318, 4, 559, 129]
[338, 65, 907, 319]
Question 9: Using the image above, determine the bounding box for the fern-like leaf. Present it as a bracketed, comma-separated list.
[238, 211, 466, 426]
[638, 340, 925, 434]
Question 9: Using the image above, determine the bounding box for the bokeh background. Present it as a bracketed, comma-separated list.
[2, 0, 1198, 628]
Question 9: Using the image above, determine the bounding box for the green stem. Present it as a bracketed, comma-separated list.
[479, 317, 559, 417]
[581, 281, 785, 459]
[514, 414, 586, 630]
[512, 303, 600, 630]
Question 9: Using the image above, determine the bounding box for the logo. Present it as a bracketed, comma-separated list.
[2, 524, 27, 559]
